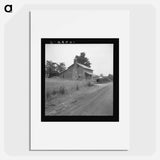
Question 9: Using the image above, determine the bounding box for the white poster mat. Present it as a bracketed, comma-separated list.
[31, 10, 129, 150]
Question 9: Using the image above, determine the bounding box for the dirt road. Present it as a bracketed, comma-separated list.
[46, 82, 113, 116]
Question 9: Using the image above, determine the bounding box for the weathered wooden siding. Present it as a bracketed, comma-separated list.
[59, 63, 93, 80]
[77, 65, 84, 80]
[59, 65, 74, 80]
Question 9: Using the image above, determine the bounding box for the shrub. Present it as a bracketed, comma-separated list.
[87, 81, 94, 87]
[46, 90, 51, 100]
[51, 89, 57, 96]
[76, 84, 79, 90]
[59, 86, 66, 95]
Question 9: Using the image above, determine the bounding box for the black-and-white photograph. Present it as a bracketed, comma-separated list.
[41, 38, 119, 121]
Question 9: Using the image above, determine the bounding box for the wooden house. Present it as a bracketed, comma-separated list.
[59, 60, 93, 80]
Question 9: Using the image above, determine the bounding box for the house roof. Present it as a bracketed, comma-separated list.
[84, 71, 93, 75]
[59, 62, 93, 75]
[76, 63, 93, 71]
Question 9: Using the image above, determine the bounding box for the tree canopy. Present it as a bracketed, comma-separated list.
[74, 52, 91, 68]
[45, 61, 66, 78]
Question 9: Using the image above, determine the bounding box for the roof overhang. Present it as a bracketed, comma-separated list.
[84, 71, 93, 76]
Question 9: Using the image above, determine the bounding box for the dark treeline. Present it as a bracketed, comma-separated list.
[45, 61, 66, 78]
[96, 74, 113, 83]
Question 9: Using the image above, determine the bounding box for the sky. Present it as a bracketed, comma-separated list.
[46, 44, 113, 76]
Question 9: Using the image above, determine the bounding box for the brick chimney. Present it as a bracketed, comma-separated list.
[74, 58, 77, 64]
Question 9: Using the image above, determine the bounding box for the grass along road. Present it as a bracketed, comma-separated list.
[46, 82, 113, 116]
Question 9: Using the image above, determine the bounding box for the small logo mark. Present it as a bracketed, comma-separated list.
[4, 4, 12, 13]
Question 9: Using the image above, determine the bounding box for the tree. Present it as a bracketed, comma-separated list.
[74, 52, 91, 68]
[45, 61, 66, 77]
[108, 74, 113, 81]
[100, 74, 104, 77]
[58, 62, 66, 73]
[45, 61, 58, 77]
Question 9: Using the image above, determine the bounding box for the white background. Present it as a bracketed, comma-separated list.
[0, 0, 159, 159]
[31, 10, 129, 150]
